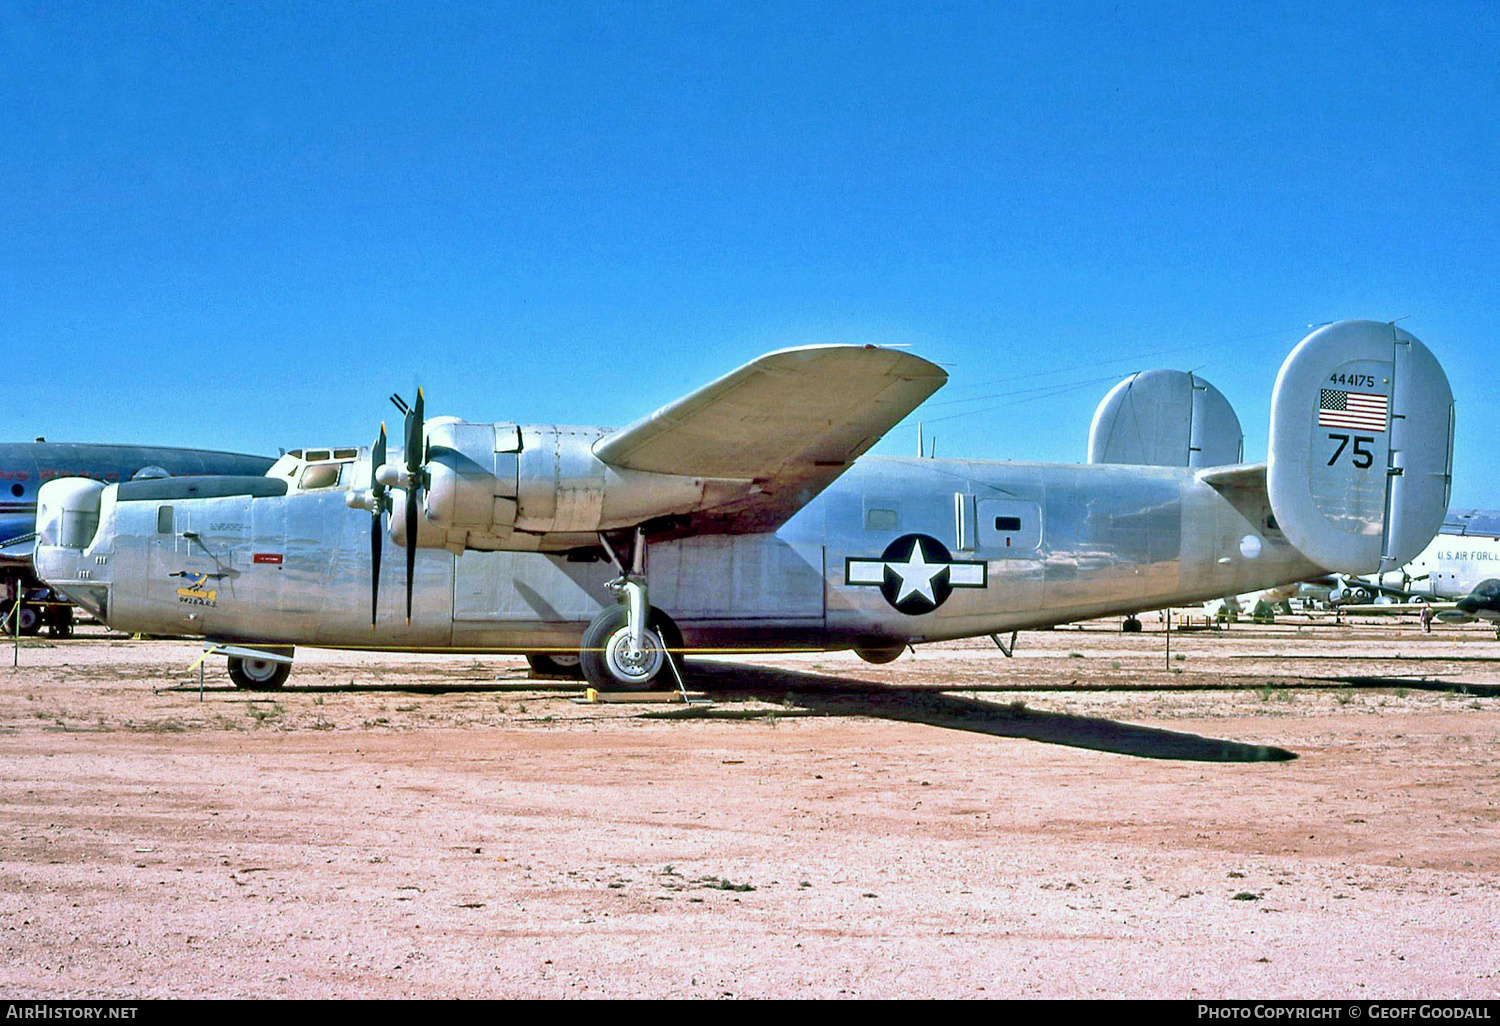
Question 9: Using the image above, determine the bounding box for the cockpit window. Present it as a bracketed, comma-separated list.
[300, 464, 342, 490]
[271, 446, 359, 491]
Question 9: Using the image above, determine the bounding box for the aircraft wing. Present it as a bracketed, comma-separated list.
[0, 533, 35, 568]
[594, 345, 947, 531]
[1338, 600, 1458, 614]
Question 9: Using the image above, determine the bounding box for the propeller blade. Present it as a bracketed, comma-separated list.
[369, 423, 387, 629]
[402, 390, 424, 624]
[406, 388, 424, 475]
[405, 485, 418, 624]
[372, 422, 388, 497]
[371, 509, 383, 628]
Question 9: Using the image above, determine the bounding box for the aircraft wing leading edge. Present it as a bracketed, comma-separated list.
[593, 345, 947, 532]
[0, 534, 36, 568]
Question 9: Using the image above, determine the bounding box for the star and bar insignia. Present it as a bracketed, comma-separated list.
[845, 533, 986, 615]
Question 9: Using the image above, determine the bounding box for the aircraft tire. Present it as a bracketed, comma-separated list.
[1122, 616, 1142, 633]
[227, 654, 292, 691]
[579, 606, 682, 691]
[526, 652, 585, 679]
[3, 604, 41, 636]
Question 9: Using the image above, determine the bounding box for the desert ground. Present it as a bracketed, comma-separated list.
[1, 612, 1497, 999]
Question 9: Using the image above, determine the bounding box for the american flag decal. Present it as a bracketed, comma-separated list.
[1318, 389, 1389, 432]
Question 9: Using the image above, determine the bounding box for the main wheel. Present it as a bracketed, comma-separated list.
[579, 605, 682, 691]
[526, 652, 585, 679]
[3, 604, 40, 636]
[227, 654, 292, 690]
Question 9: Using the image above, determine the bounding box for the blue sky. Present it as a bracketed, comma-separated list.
[3, 2, 1497, 505]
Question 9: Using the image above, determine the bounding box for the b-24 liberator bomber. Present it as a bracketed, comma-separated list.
[34, 320, 1454, 691]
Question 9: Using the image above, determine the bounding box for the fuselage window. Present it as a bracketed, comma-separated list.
[157, 505, 174, 535]
[976, 498, 1042, 553]
[865, 508, 897, 531]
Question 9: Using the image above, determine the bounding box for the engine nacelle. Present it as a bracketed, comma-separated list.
[422, 418, 521, 540]
[514, 425, 716, 535]
[391, 419, 737, 551]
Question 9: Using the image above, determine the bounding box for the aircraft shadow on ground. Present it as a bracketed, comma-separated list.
[157, 679, 565, 696]
[669, 662, 1297, 763]
[159, 662, 1294, 760]
[1315, 675, 1500, 697]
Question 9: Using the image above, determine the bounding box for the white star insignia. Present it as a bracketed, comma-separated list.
[844, 535, 986, 613]
[888, 538, 945, 605]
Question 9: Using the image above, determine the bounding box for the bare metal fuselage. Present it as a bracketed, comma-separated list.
[45, 455, 1319, 654]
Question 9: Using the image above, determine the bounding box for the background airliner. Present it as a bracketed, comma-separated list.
[1, 441, 274, 634]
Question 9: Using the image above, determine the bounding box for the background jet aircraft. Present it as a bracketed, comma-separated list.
[33, 321, 1454, 692]
[1326, 509, 1500, 623]
[1, 441, 274, 634]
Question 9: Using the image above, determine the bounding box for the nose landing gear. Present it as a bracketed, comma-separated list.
[227, 653, 292, 690]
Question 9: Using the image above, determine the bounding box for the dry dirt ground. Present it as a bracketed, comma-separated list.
[1, 612, 1498, 999]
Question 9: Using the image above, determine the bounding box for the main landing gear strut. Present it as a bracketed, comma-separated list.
[581, 529, 683, 692]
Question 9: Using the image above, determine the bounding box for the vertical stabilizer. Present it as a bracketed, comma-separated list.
[1267, 321, 1454, 574]
[1088, 370, 1242, 468]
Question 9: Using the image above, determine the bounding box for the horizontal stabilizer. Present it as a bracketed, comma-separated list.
[1197, 462, 1266, 502]
[594, 345, 946, 530]
[1267, 321, 1454, 574]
